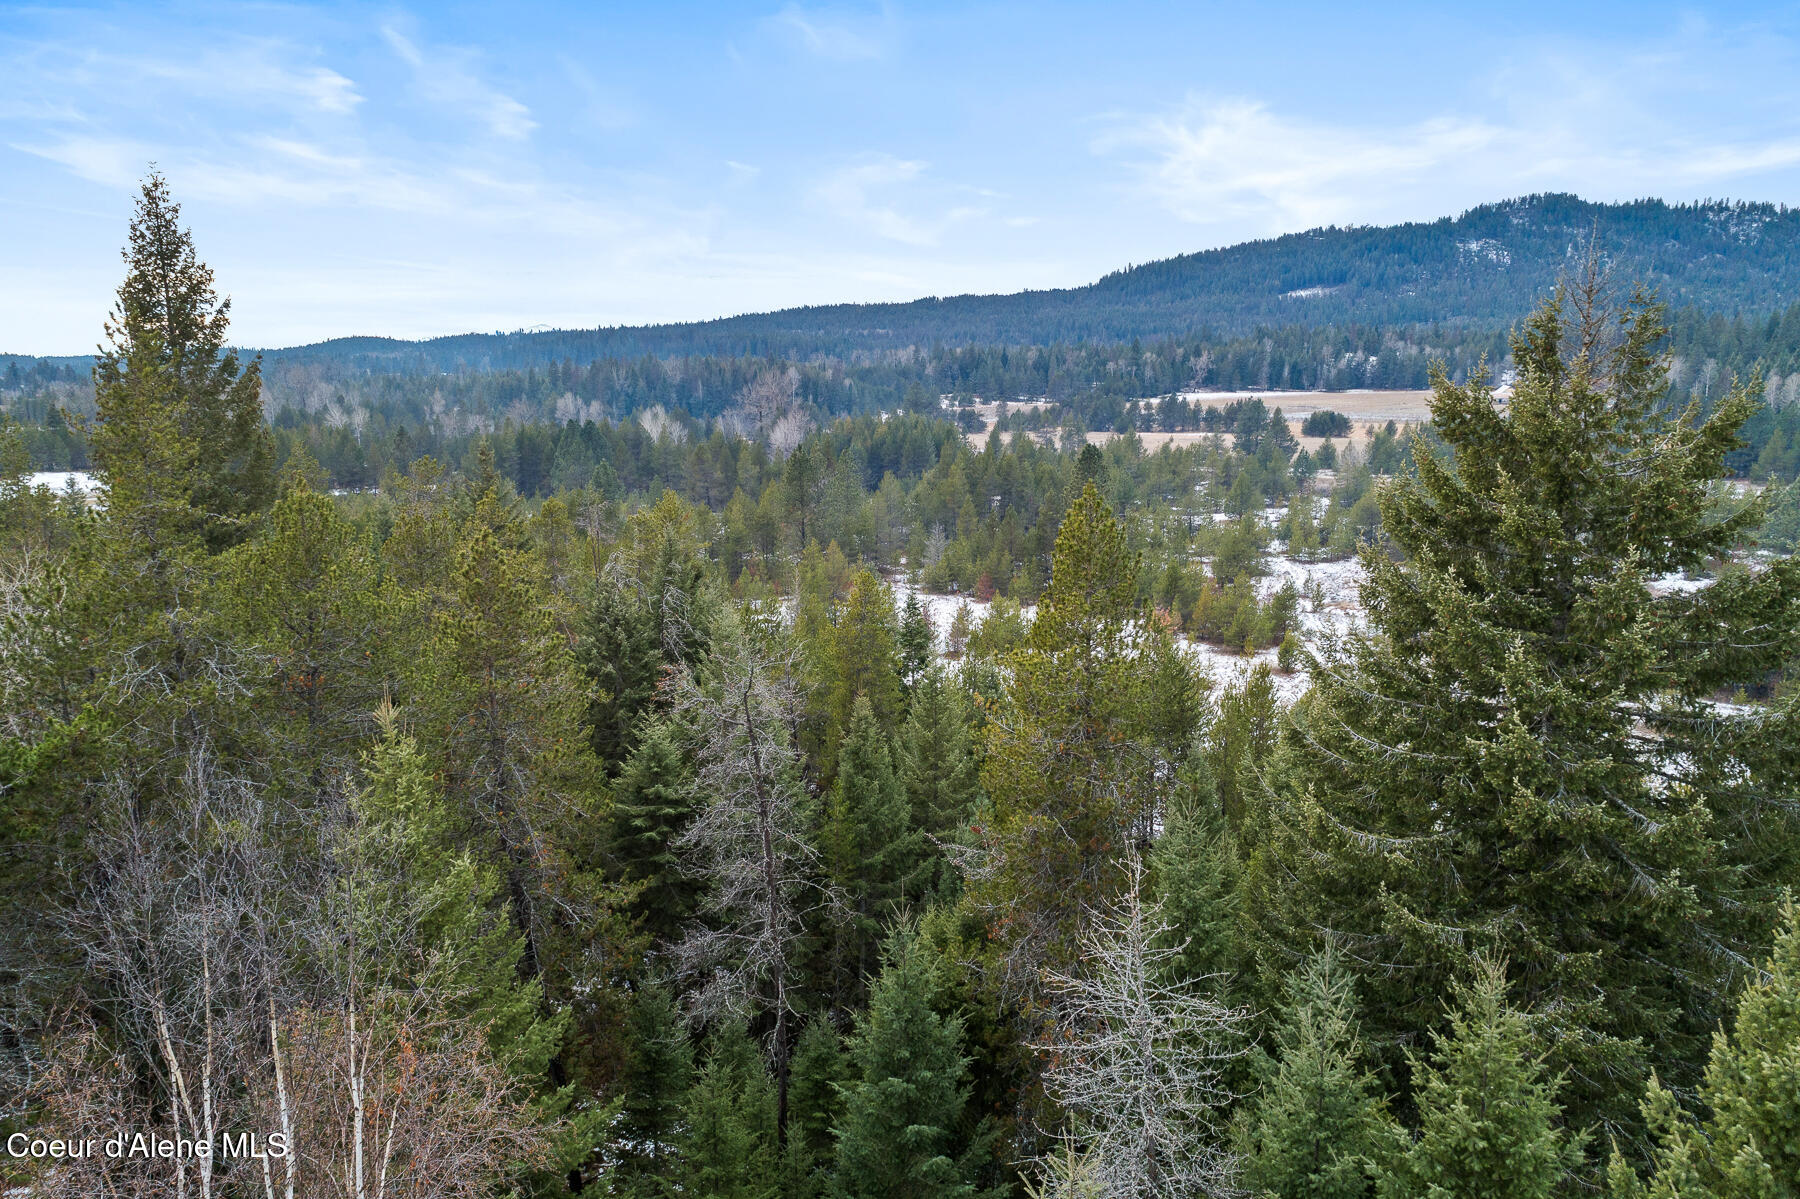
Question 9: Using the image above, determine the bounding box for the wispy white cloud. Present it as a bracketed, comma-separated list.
[1097, 21, 1800, 235]
[1095, 99, 1506, 230]
[556, 56, 637, 132]
[380, 24, 535, 140]
[133, 49, 362, 115]
[813, 153, 988, 245]
[766, 3, 895, 61]
[3, 38, 362, 119]
[1097, 88, 1800, 234]
[8, 133, 154, 191]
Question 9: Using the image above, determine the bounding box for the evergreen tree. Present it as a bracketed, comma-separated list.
[1618, 898, 1800, 1198]
[898, 667, 983, 898]
[580, 577, 664, 773]
[1210, 662, 1278, 826]
[216, 468, 387, 795]
[677, 1025, 779, 1199]
[1246, 289, 1800, 1143]
[91, 171, 273, 553]
[1234, 950, 1401, 1199]
[611, 987, 695, 1197]
[1149, 770, 1240, 986]
[628, 490, 715, 669]
[411, 493, 617, 993]
[784, 1021, 850, 1199]
[834, 924, 985, 1199]
[1075, 442, 1105, 492]
[351, 707, 593, 1194]
[823, 695, 922, 1005]
[900, 591, 936, 686]
[354, 709, 565, 1071]
[969, 483, 1200, 1001]
[611, 719, 699, 946]
[1380, 958, 1586, 1199]
[825, 569, 905, 769]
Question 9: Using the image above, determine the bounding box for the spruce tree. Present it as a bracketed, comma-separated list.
[784, 1020, 849, 1199]
[833, 925, 983, 1199]
[91, 171, 273, 553]
[580, 578, 664, 774]
[611, 719, 699, 946]
[898, 666, 983, 897]
[611, 986, 695, 1196]
[1149, 771, 1241, 986]
[677, 1026, 779, 1199]
[900, 590, 936, 686]
[1620, 898, 1800, 1198]
[1209, 662, 1278, 826]
[1246, 289, 1800, 1142]
[1380, 959, 1586, 1199]
[823, 695, 922, 1004]
[1234, 950, 1401, 1199]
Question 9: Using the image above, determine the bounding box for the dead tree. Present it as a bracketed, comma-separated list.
[668, 624, 841, 1145]
[1032, 857, 1249, 1199]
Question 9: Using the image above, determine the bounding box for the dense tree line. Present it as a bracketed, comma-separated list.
[14, 299, 1800, 488]
[5, 176, 1800, 1199]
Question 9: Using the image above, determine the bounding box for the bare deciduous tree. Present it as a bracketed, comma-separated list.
[737, 366, 799, 433]
[53, 741, 274, 1199]
[252, 1004, 553, 1199]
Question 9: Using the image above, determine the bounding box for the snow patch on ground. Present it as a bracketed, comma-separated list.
[24, 470, 98, 493]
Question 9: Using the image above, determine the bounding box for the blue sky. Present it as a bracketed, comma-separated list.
[6, 1, 1800, 353]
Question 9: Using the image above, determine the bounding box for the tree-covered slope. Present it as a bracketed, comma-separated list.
[249, 193, 1800, 370]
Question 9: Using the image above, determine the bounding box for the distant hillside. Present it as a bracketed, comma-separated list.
[239, 193, 1800, 373]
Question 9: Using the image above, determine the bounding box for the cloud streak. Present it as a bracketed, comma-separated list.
[1097, 90, 1800, 235]
[380, 25, 536, 140]
[812, 153, 994, 246]
[766, 3, 895, 61]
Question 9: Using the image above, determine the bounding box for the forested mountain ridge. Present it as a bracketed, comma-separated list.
[250, 194, 1800, 366]
[9, 193, 1800, 375]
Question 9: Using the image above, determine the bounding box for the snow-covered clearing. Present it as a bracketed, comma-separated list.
[885, 499, 1758, 709]
[24, 470, 97, 494]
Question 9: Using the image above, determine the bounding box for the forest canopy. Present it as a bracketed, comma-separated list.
[3, 175, 1800, 1199]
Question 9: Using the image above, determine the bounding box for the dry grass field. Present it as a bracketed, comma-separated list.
[960, 390, 1437, 452]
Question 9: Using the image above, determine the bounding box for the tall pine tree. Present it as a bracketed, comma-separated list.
[1246, 288, 1800, 1145]
[91, 171, 273, 553]
[968, 482, 1200, 1001]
